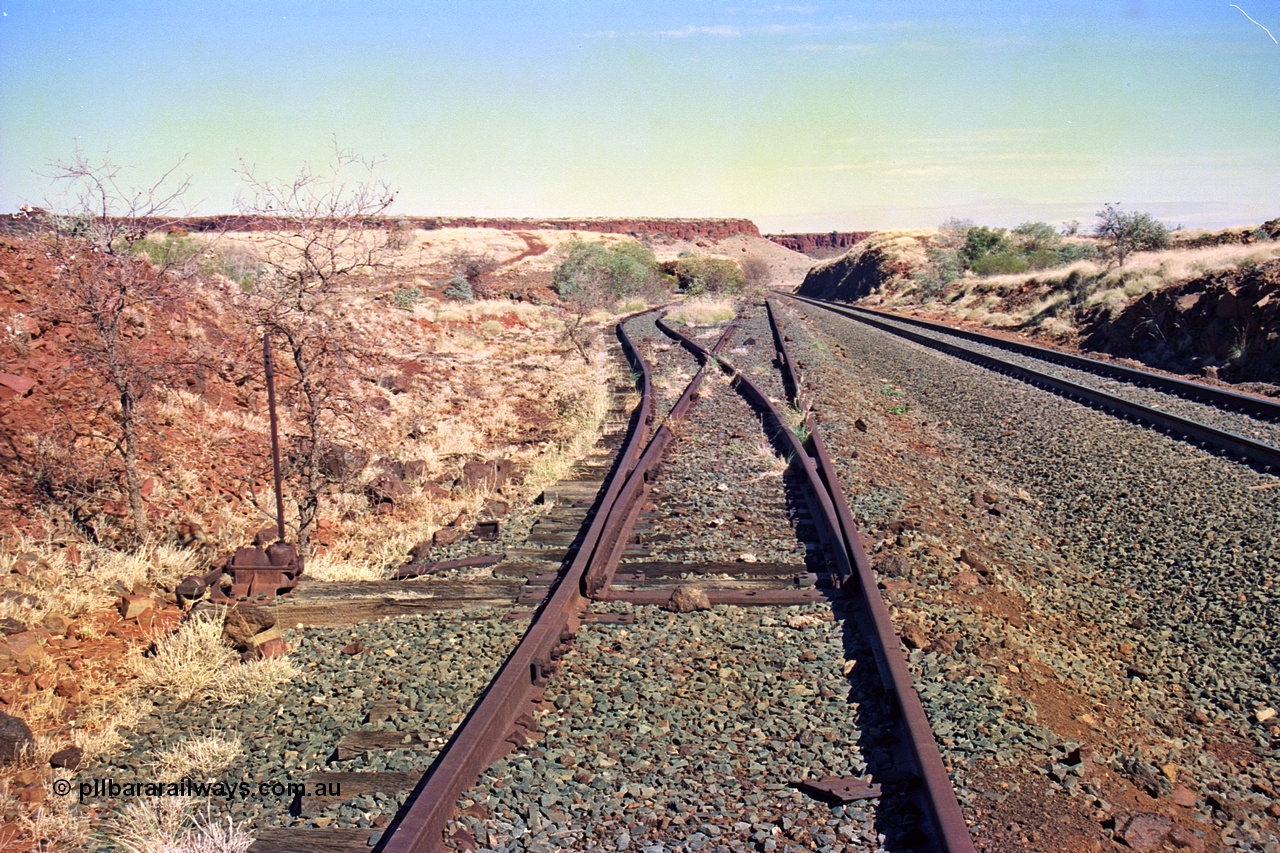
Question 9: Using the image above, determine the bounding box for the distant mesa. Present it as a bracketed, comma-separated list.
[766, 231, 873, 257]
[0, 213, 762, 242]
[413, 217, 762, 241]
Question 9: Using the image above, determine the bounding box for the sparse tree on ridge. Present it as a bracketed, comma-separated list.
[1093, 203, 1170, 266]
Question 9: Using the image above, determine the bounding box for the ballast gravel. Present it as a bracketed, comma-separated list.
[448, 602, 896, 853]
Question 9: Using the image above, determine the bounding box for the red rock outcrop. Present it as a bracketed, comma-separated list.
[796, 234, 924, 302]
[766, 231, 872, 256]
[1082, 259, 1280, 386]
[415, 217, 760, 241]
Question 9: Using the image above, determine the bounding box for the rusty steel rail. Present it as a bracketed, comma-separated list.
[581, 319, 739, 598]
[766, 298, 977, 852]
[787, 294, 1280, 472]
[380, 310, 675, 852]
[657, 317, 854, 586]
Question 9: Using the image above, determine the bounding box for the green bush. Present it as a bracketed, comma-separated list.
[1012, 221, 1062, 252]
[393, 286, 422, 310]
[552, 238, 660, 306]
[132, 232, 211, 274]
[969, 252, 1030, 276]
[1093, 204, 1169, 265]
[912, 247, 964, 299]
[1058, 243, 1101, 264]
[1024, 249, 1062, 270]
[442, 274, 474, 303]
[961, 226, 1012, 264]
[674, 253, 745, 295]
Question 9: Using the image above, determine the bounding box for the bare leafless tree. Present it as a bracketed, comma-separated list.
[233, 143, 399, 555]
[44, 146, 190, 256]
[37, 150, 193, 539]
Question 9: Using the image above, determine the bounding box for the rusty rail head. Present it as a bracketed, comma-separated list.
[583, 317, 738, 598]
[378, 311, 660, 853]
[262, 332, 286, 544]
[764, 300, 802, 408]
[765, 299, 976, 853]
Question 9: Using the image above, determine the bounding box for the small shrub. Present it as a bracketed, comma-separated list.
[445, 249, 499, 298]
[969, 252, 1029, 276]
[132, 233, 209, 275]
[1012, 221, 1062, 252]
[1058, 242, 1100, 263]
[938, 217, 974, 248]
[1024, 249, 1062, 270]
[741, 254, 772, 290]
[961, 226, 1012, 265]
[553, 238, 660, 306]
[1094, 203, 1170, 265]
[393, 286, 422, 310]
[912, 247, 963, 299]
[442, 275, 474, 303]
[674, 253, 745, 295]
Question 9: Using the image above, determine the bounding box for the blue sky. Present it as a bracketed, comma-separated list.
[2, 1, 1277, 231]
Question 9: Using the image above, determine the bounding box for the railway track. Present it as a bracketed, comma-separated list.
[328, 303, 975, 851]
[786, 295, 1280, 472]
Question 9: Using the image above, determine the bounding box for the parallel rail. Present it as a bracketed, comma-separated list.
[653, 307, 973, 851]
[765, 300, 975, 850]
[787, 294, 1280, 472]
[833, 299, 1280, 420]
[381, 305, 977, 852]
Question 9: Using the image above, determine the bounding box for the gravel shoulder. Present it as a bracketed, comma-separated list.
[82, 610, 523, 841]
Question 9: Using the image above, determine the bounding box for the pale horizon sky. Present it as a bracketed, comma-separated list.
[2, 1, 1278, 232]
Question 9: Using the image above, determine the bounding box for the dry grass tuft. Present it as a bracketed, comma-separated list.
[133, 609, 297, 703]
[667, 297, 737, 325]
[151, 734, 243, 782]
[215, 656, 299, 704]
[133, 609, 233, 700]
[0, 537, 206, 624]
[19, 783, 91, 852]
[104, 797, 253, 853]
[517, 349, 614, 500]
